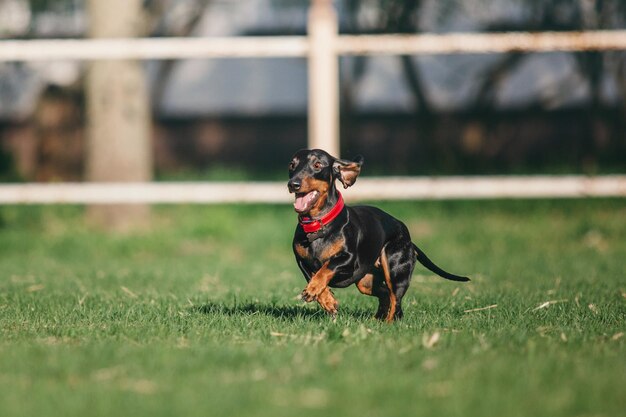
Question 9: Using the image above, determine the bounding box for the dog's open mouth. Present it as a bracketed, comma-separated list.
[293, 191, 320, 214]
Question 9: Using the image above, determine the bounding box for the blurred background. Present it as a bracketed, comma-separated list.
[1, 0, 625, 184]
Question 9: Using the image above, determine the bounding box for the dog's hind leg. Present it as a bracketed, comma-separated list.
[379, 240, 416, 321]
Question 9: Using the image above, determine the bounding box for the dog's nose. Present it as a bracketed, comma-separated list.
[288, 179, 301, 192]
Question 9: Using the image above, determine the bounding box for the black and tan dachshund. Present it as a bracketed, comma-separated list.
[288, 149, 469, 322]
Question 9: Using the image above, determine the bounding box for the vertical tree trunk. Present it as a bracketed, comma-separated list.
[85, 0, 152, 231]
[308, 0, 339, 157]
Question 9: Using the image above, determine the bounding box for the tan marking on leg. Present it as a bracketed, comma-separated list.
[301, 261, 334, 302]
[380, 249, 396, 322]
[316, 287, 338, 315]
[356, 273, 374, 296]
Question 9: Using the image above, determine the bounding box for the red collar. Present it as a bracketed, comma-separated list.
[299, 192, 345, 234]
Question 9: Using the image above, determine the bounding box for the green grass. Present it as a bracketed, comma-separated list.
[0, 199, 624, 417]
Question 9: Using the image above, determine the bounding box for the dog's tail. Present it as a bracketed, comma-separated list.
[412, 243, 470, 282]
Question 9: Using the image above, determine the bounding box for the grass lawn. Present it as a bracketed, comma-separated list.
[0, 199, 624, 417]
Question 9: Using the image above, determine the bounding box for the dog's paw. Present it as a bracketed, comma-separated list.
[300, 287, 317, 302]
[317, 288, 338, 315]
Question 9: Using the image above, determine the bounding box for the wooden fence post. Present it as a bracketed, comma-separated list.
[307, 0, 340, 157]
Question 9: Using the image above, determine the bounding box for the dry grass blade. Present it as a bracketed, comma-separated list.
[120, 286, 138, 298]
[532, 299, 568, 311]
[26, 284, 45, 292]
[464, 304, 497, 313]
[422, 331, 441, 349]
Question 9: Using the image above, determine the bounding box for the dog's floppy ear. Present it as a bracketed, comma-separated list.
[333, 155, 364, 189]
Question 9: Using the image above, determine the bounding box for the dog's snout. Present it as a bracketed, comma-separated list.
[288, 179, 302, 192]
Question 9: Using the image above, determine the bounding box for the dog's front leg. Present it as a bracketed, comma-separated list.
[301, 253, 352, 302]
[301, 261, 334, 302]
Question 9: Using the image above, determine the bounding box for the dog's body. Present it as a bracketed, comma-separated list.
[288, 149, 469, 321]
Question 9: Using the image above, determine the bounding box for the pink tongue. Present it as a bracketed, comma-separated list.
[294, 191, 317, 212]
[294, 195, 307, 212]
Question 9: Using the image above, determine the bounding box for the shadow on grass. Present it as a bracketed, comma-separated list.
[193, 301, 375, 321]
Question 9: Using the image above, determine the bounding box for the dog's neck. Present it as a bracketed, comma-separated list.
[322, 184, 341, 216]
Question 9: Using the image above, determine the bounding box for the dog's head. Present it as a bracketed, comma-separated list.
[287, 149, 363, 215]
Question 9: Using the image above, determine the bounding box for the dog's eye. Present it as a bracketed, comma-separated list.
[313, 162, 322, 170]
[289, 161, 297, 170]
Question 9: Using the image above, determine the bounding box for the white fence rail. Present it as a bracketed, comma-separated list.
[0, 0, 625, 204]
[0, 37, 310, 61]
[1, 176, 624, 205]
[2, 31, 626, 62]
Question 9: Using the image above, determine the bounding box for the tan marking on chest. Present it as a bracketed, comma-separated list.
[319, 236, 345, 261]
[294, 243, 309, 259]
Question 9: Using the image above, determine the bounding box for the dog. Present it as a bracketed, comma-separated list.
[288, 149, 469, 322]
